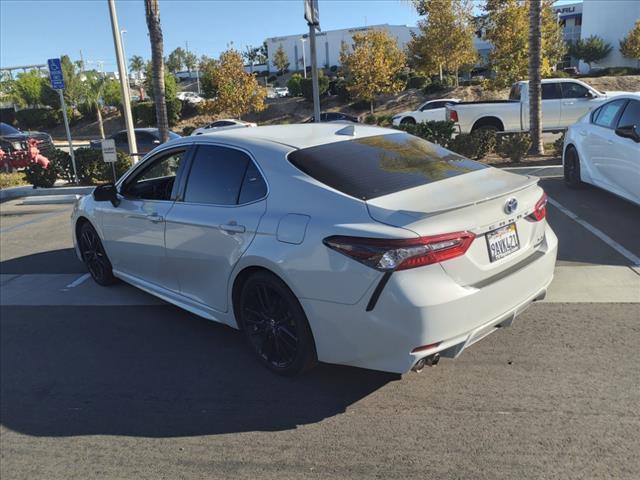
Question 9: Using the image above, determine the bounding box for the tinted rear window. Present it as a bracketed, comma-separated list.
[288, 132, 486, 201]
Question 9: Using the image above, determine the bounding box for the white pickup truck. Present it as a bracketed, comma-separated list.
[447, 78, 629, 134]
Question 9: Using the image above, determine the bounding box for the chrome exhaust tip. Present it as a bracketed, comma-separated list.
[411, 353, 440, 373]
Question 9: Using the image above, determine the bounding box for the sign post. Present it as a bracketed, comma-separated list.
[101, 138, 118, 183]
[304, 0, 321, 123]
[48, 58, 77, 183]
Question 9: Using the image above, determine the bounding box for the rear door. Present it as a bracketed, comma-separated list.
[521, 83, 562, 130]
[603, 99, 640, 200]
[164, 144, 267, 312]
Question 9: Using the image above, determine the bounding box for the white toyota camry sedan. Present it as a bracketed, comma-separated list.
[563, 94, 640, 205]
[72, 124, 557, 375]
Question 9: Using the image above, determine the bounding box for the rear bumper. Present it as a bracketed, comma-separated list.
[302, 225, 558, 374]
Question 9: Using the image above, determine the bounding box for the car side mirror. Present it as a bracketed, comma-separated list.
[93, 183, 120, 207]
[615, 125, 640, 143]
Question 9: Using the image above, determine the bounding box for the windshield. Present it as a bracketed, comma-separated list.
[288, 132, 486, 200]
[0, 122, 21, 136]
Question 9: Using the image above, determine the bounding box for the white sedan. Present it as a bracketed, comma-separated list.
[563, 94, 640, 205]
[176, 91, 204, 103]
[191, 119, 256, 136]
[72, 124, 557, 375]
[392, 98, 460, 126]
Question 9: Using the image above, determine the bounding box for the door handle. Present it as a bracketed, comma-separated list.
[607, 140, 614, 145]
[579, 130, 587, 136]
[563, 101, 575, 105]
[147, 213, 164, 223]
[219, 222, 246, 234]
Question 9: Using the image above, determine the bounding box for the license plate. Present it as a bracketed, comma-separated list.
[486, 223, 520, 262]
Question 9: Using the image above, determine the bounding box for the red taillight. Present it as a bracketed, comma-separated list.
[323, 231, 475, 272]
[527, 192, 547, 222]
[449, 109, 459, 123]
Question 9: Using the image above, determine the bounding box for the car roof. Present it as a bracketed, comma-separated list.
[174, 123, 396, 150]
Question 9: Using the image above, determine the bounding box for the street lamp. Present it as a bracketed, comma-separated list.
[300, 37, 307, 78]
[120, 29, 131, 89]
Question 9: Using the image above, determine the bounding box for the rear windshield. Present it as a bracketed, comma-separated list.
[287, 132, 486, 200]
[509, 83, 521, 100]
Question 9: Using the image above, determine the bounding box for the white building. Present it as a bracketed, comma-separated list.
[265, 24, 418, 72]
[577, 0, 640, 72]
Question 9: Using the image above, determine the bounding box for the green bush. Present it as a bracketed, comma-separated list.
[553, 132, 565, 157]
[300, 74, 329, 101]
[423, 76, 456, 95]
[73, 147, 133, 185]
[586, 66, 640, 77]
[287, 73, 303, 97]
[406, 74, 428, 90]
[334, 78, 351, 102]
[0, 172, 28, 189]
[132, 102, 156, 126]
[48, 148, 74, 183]
[0, 108, 17, 125]
[396, 120, 455, 147]
[448, 129, 496, 160]
[180, 99, 199, 118]
[376, 115, 393, 127]
[182, 126, 196, 136]
[23, 162, 57, 188]
[15, 108, 58, 130]
[363, 114, 377, 125]
[496, 134, 531, 163]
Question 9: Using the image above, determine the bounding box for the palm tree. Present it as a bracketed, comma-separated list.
[83, 72, 107, 139]
[528, 0, 543, 155]
[144, 0, 169, 143]
[129, 55, 145, 81]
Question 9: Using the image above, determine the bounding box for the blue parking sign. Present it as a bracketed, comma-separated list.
[47, 58, 65, 90]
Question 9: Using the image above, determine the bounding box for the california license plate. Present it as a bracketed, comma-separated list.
[486, 223, 520, 262]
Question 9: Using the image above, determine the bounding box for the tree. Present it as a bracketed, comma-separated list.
[201, 49, 266, 118]
[569, 35, 612, 72]
[144, 0, 169, 143]
[199, 56, 219, 99]
[273, 44, 289, 75]
[166, 47, 186, 73]
[340, 29, 406, 113]
[484, 0, 566, 88]
[129, 55, 145, 80]
[619, 20, 640, 67]
[102, 79, 122, 107]
[184, 51, 197, 72]
[408, 0, 477, 85]
[60, 55, 85, 114]
[12, 70, 44, 107]
[528, 0, 543, 155]
[82, 71, 108, 139]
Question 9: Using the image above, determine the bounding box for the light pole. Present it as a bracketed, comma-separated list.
[120, 29, 131, 90]
[300, 37, 307, 78]
[108, 0, 138, 160]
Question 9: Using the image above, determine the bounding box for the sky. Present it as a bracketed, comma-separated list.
[1, 0, 581, 70]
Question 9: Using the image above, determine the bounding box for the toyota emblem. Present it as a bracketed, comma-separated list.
[504, 197, 518, 214]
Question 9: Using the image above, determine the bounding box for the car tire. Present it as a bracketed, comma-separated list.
[238, 271, 317, 376]
[78, 222, 118, 286]
[564, 146, 582, 188]
[400, 117, 416, 125]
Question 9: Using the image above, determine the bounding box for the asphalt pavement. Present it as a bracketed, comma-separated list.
[1, 174, 639, 479]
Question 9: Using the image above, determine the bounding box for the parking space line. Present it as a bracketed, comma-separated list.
[548, 197, 640, 270]
[65, 273, 90, 288]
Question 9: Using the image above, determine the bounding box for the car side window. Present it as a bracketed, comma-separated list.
[562, 82, 590, 99]
[113, 132, 127, 143]
[421, 102, 442, 111]
[183, 145, 254, 205]
[122, 150, 185, 201]
[136, 132, 156, 144]
[617, 100, 640, 136]
[238, 161, 267, 204]
[542, 83, 562, 100]
[593, 99, 627, 129]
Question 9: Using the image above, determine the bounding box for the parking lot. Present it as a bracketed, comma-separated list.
[1, 174, 639, 479]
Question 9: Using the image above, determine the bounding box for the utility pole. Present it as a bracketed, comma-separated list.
[305, 0, 320, 122]
[108, 0, 138, 160]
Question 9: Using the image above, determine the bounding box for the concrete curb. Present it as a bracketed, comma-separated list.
[0, 185, 94, 203]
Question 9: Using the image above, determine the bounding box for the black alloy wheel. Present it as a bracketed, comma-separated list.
[239, 271, 317, 376]
[564, 147, 582, 188]
[78, 222, 117, 286]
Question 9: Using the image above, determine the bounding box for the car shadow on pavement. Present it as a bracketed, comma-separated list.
[0, 304, 399, 438]
[0, 248, 85, 274]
